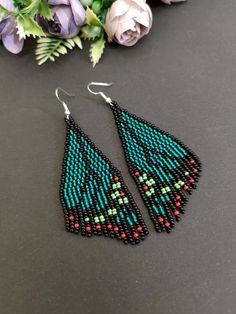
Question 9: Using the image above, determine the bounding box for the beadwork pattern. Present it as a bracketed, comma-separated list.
[111, 102, 202, 233]
[59, 116, 149, 244]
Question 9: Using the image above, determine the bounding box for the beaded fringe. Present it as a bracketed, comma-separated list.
[60, 117, 149, 245]
[111, 102, 202, 233]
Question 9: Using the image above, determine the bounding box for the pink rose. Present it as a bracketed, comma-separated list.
[161, 0, 185, 4]
[105, 0, 153, 47]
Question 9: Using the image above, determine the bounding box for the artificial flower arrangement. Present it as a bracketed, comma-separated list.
[0, 0, 185, 66]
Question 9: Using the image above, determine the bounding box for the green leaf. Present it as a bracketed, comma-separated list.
[102, 0, 115, 9]
[89, 37, 105, 67]
[35, 36, 83, 65]
[17, 15, 45, 38]
[0, 4, 16, 21]
[81, 25, 102, 40]
[86, 7, 104, 28]
[71, 36, 83, 49]
[20, 0, 41, 15]
[100, 8, 108, 24]
[38, 0, 53, 19]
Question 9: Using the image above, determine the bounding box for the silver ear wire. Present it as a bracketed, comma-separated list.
[55, 87, 74, 119]
[87, 82, 113, 105]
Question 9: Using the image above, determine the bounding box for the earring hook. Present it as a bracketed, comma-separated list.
[87, 82, 113, 105]
[55, 87, 74, 119]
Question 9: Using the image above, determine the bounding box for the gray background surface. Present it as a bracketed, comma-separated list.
[0, 1, 236, 313]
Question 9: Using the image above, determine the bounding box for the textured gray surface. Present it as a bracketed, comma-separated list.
[0, 1, 236, 314]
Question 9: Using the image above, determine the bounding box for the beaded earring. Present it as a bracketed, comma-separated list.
[87, 82, 202, 234]
[56, 88, 149, 245]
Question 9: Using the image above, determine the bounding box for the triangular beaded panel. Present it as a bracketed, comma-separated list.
[111, 103, 202, 233]
[59, 117, 149, 244]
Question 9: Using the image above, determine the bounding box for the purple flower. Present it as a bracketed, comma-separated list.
[0, 0, 24, 54]
[37, 0, 86, 39]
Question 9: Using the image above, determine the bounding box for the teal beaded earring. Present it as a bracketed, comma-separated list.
[55, 88, 149, 245]
[87, 82, 202, 234]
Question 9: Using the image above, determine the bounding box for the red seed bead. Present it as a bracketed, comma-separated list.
[143, 185, 149, 191]
[121, 233, 126, 238]
[158, 217, 164, 223]
[133, 233, 139, 238]
[120, 191, 125, 197]
[189, 178, 195, 183]
[107, 224, 112, 229]
[134, 171, 140, 177]
[74, 223, 80, 228]
[193, 168, 198, 174]
[184, 185, 189, 190]
[114, 226, 119, 232]
[95, 224, 101, 230]
[86, 226, 91, 232]
[176, 202, 181, 207]
[114, 176, 119, 182]
[137, 226, 142, 232]
[176, 195, 181, 201]
[69, 215, 75, 221]
[165, 222, 170, 227]
[174, 210, 180, 216]
[190, 159, 195, 164]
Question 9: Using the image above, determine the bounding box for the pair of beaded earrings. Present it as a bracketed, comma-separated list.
[57, 82, 202, 245]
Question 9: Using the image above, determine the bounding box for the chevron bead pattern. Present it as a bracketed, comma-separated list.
[111, 102, 202, 233]
[59, 117, 149, 244]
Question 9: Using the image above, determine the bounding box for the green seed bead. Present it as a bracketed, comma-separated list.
[112, 184, 117, 189]
[166, 187, 171, 192]
[139, 177, 144, 182]
[161, 188, 166, 194]
[116, 182, 121, 188]
[115, 191, 120, 197]
[146, 191, 151, 197]
[185, 172, 189, 176]
[94, 217, 99, 223]
[108, 209, 112, 215]
[112, 208, 117, 215]
[118, 198, 123, 205]
[111, 193, 116, 199]
[143, 173, 148, 180]
[85, 217, 90, 222]
[123, 197, 128, 204]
